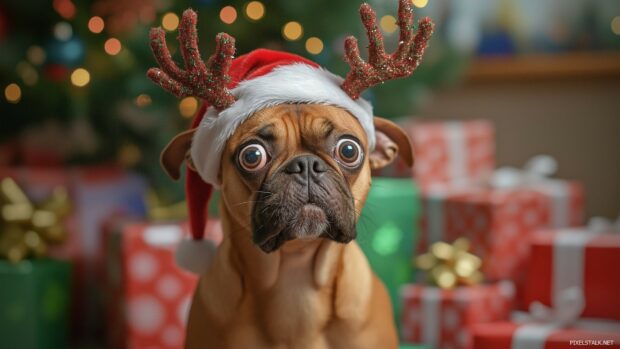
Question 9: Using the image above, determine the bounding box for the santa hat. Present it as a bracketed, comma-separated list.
[147, 4, 434, 273]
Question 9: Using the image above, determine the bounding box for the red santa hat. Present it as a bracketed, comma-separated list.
[147, 3, 434, 273]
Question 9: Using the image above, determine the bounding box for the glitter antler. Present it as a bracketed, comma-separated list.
[147, 9, 236, 111]
[341, 0, 435, 100]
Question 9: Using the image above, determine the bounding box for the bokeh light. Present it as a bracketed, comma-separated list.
[305, 37, 324, 55]
[245, 1, 265, 21]
[26, 46, 47, 66]
[70, 68, 90, 87]
[412, 0, 429, 8]
[135, 94, 152, 107]
[53, 0, 76, 19]
[4, 83, 22, 103]
[88, 16, 105, 34]
[104, 38, 122, 55]
[162, 12, 180, 31]
[220, 6, 237, 25]
[380, 15, 398, 33]
[17, 62, 38, 86]
[612, 16, 620, 35]
[283, 21, 303, 41]
[54, 22, 73, 41]
[179, 97, 198, 118]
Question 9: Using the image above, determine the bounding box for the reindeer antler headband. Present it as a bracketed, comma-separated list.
[147, 0, 434, 187]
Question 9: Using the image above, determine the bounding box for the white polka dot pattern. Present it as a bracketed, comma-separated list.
[105, 219, 222, 348]
[128, 296, 165, 334]
[408, 120, 495, 189]
[130, 252, 158, 281]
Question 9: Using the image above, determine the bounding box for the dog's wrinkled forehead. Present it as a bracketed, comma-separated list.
[224, 104, 368, 172]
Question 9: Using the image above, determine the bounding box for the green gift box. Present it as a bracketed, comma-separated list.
[357, 178, 421, 323]
[0, 260, 71, 349]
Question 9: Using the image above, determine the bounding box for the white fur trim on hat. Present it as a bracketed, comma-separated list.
[190, 63, 375, 187]
[175, 238, 217, 274]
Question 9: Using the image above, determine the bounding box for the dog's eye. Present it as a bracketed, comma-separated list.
[334, 138, 363, 168]
[238, 143, 268, 171]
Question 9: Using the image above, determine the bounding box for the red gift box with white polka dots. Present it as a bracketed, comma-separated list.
[408, 120, 495, 189]
[104, 219, 222, 349]
[400, 282, 515, 349]
[418, 182, 584, 282]
[370, 119, 495, 182]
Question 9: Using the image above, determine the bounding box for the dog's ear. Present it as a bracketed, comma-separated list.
[160, 128, 197, 180]
[369, 117, 413, 170]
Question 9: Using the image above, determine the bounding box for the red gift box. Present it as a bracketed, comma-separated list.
[408, 120, 495, 188]
[400, 282, 514, 349]
[104, 219, 222, 349]
[524, 228, 620, 321]
[420, 187, 549, 281]
[471, 321, 620, 349]
[419, 180, 584, 281]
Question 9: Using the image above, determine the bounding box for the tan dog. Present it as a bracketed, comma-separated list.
[162, 104, 413, 348]
[149, 0, 433, 346]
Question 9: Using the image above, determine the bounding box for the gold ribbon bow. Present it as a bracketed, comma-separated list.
[415, 237, 484, 289]
[0, 178, 71, 262]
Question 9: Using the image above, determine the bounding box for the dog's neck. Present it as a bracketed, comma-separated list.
[219, 197, 342, 291]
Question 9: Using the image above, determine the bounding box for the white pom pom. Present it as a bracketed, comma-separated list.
[175, 239, 217, 275]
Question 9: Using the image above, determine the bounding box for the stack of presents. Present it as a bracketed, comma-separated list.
[1, 120, 619, 349]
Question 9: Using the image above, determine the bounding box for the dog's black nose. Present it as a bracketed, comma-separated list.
[284, 155, 327, 181]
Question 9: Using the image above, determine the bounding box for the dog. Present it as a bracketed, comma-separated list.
[161, 104, 413, 348]
[149, 0, 433, 346]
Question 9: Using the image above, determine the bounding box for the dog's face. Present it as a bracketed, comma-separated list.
[220, 104, 413, 253]
[221, 104, 371, 252]
[162, 104, 412, 253]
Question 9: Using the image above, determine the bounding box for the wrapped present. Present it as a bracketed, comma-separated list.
[472, 288, 620, 349]
[419, 158, 585, 281]
[104, 219, 222, 349]
[400, 281, 515, 349]
[487, 156, 585, 228]
[408, 119, 495, 188]
[472, 321, 620, 349]
[420, 185, 551, 281]
[523, 223, 620, 320]
[0, 166, 147, 338]
[0, 260, 72, 349]
[0, 166, 147, 260]
[357, 178, 421, 323]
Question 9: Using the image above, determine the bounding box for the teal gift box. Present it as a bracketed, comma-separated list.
[357, 178, 421, 323]
[0, 260, 71, 349]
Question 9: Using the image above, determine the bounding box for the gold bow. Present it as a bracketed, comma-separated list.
[0, 178, 71, 263]
[415, 237, 483, 289]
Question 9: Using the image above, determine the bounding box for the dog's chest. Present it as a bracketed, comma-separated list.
[257, 250, 333, 343]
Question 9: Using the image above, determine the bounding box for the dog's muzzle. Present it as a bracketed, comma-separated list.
[251, 154, 357, 253]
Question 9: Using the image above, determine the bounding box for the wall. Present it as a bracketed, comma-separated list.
[418, 76, 620, 219]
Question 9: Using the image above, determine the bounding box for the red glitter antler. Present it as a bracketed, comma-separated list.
[341, 0, 435, 100]
[147, 9, 236, 111]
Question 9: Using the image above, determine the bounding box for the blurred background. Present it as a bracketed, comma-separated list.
[1, 0, 619, 348]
